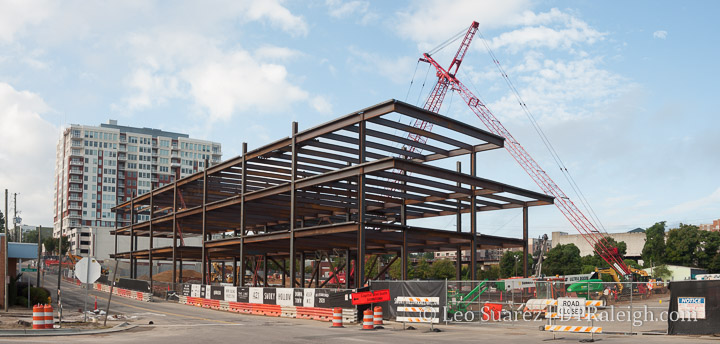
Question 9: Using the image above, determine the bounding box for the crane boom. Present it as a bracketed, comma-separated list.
[408, 22, 632, 277]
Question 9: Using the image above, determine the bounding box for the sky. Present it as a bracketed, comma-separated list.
[0, 0, 718, 240]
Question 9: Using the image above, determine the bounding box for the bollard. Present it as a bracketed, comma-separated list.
[32, 305, 45, 329]
[331, 307, 344, 328]
[44, 304, 54, 329]
[362, 309, 374, 330]
[373, 306, 383, 327]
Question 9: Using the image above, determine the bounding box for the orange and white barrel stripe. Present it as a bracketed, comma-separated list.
[331, 307, 344, 328]
[43, 304, 54, 329]
[32, 305, 45, 330]
[362, 309, 374, 330]
[544, 325, 602, 333]
[373, 306, 383, 326]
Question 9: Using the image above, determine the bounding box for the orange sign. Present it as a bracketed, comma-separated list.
[352, 289, 390, 305]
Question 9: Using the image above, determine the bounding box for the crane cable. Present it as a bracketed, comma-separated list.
[474, 30, 607, 233]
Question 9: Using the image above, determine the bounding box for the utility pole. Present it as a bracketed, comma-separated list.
[4, 189, 9, 312]
[13, 193, 17, 242]
[37, 226, 41, 287]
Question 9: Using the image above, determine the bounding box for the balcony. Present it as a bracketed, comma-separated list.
[171, 162, 180, 168]
[68, 213, 82, 219]
[69, 168, 83, 174]
[68, 204, 81, 210]
[69, 178, 82, 183]
[118, 173, 125, 179]
[68, 195, 82, 201]
[151, 178, 158, 183]
[117, 154, 126, 161]
[70, 160, 83, 166]
[69, 186, 82, 192]
[70, 132, 82, 140]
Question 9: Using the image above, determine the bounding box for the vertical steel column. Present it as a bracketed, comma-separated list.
[523, 206, 529, 278]
[149, 193, 154, 292]
[289, 122, 298, 287]
[130, 196, 135, 279]
[172, 182, 177, 288]
[300, 252, 305, 288]
[282, 259, 286, 287]
[201, 159, 208, 284]
[344, 248, 351, 289]
[221, 262, 226, 283]
[239, 143, 247, 287]
[263, 254, 268, 287]
[114, 211, 118, 257]
[401, 201, 408, 280]
[470, 152, 477, 281]
[356, 120, 366, 288]
[232, 257, 238, 286]
[178, 259, 183, 283]
[456, 161, 462, 281]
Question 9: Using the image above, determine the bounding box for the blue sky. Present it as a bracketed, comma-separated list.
[0, 0, 718, 239]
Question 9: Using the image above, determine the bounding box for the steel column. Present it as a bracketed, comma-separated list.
[345, 248, 350, 289]
[239, 143, 247, 287]
[356, 120, 366, 288]
[289, 122, 298, 287]
[470, 152, 477, 281]
[130, 195, 135, 279]
[263, 254, 268, 287]
[300, 252, 305, 288]
[172, 182, 177, 288]
[201, 159, 208, 284]
[523, 206, 529, 278]
[401, 201, 408, 280]
[149, 193, 154, 292]
[456, 161, 462, 281]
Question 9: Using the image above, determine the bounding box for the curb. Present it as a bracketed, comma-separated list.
[0, 322, 138, 337]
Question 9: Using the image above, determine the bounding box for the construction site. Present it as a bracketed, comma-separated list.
[2, 12, 718, 342]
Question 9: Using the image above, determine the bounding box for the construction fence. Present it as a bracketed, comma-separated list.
[369, 279, 679, 335]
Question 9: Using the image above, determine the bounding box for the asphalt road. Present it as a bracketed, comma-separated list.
[4, 272, 716, 343]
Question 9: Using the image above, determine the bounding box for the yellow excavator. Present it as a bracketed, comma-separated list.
[595, 267, 666, 297]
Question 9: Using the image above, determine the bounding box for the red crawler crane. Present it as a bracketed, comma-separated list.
[407, 21, 632, 278]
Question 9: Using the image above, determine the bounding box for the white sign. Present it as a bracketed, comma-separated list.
[557, 297, 586, 318]
[205, 285, 214, 299]
[224, 286, 237, 302]
[303, 289, 315, 307]
[191, 284, 201, 298]
[696, 274, 720, 281]
[74, 257, 102, 284]
[678, 297, 706, 319]
[504, 278, 535, 290]
[564, 273, 593, 283]
[276, 288, 293, 306]
[249, 287, 263, 304]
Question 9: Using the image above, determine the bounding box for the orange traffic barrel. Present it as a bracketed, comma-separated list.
[32, 305, 44, 329]
[362, 309, 374, 330]
[373, 306, 383, 326]
[44, 304, 54, 329]
[331, 307, 344, 328]
[482, 302, 502, 321]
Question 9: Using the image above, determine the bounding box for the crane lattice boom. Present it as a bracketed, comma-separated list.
[408, 22, 632, 277]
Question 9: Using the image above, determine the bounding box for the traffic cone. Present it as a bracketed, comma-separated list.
[94, 296, 98, 312]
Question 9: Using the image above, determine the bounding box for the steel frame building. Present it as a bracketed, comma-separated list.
[111, 99, 553, 290]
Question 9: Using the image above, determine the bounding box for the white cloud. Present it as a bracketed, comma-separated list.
[347, 46, 415, 84]
[653, 30, 667, 39]
[395, 0, 531, 48]
[488, 15, 605, 53]
[325, 0, 377, 24]
[254, 45, 304, 61]
[245, 0, 309, 37]
[311, 95, 333, 114]
[0, 82, 57, 226]
[0, 0, 54, 43]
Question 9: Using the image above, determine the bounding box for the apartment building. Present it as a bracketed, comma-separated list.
[53, 120, 221, 257]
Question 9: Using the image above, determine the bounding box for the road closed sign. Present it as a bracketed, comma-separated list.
[557, 297, 585, 318]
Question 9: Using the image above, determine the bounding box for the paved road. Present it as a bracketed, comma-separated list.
[6, 272, 716, 343]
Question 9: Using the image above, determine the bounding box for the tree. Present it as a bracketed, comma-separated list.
[498, 251, 533, 278]
[651, 264, 672, 280]
[43, 235, 70, 255]
[708, 253, 720, 274]
[411, 259, 431, 279]
[665, 223, 700, 266]
[697, 230, 720, 269]
[641, 221, 667, 266]
[593, 237, 627, 269]
[0, 211, 4, 233]
[542, 243, 582, 276]
[429, 259, 455, 280]
[477, 265, 500, 280]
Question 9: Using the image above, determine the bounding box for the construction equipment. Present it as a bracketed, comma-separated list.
[533, 234, 549, 277]
[567, 268, 655, 300]
[447, 280, 489, 314]
[405, 21, 633, 281]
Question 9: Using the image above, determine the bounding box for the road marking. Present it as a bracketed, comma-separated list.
[140, 323, 246, 327]
[109, 299, 238, 324]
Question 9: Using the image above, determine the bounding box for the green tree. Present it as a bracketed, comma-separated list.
[477, 265, 500, 280]
[651, 264, 672, 280]
[429, 259, 455, 280]
[665, 223, 700, 266]
[542, 243, 582, 276]
[43, 235, 70, 255]
[498, 251, 534, 278]
[641, 221, 667, 266]
[708, 253, 720, 273]
[593, 237, 627, 268]
[0, 211, 4, 233]
[411, 259, 431, 279]
[388, 259, 403, 279]
[697, 230, 720, 269]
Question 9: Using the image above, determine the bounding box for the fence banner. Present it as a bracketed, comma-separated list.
[237, 287, 249, 303]
[668, 280, 720, 335]
[276, 288, 293, 306]
[210, 286, 224, 300]
[371, 281, 446, 319]
[224, 286, 237, 302]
